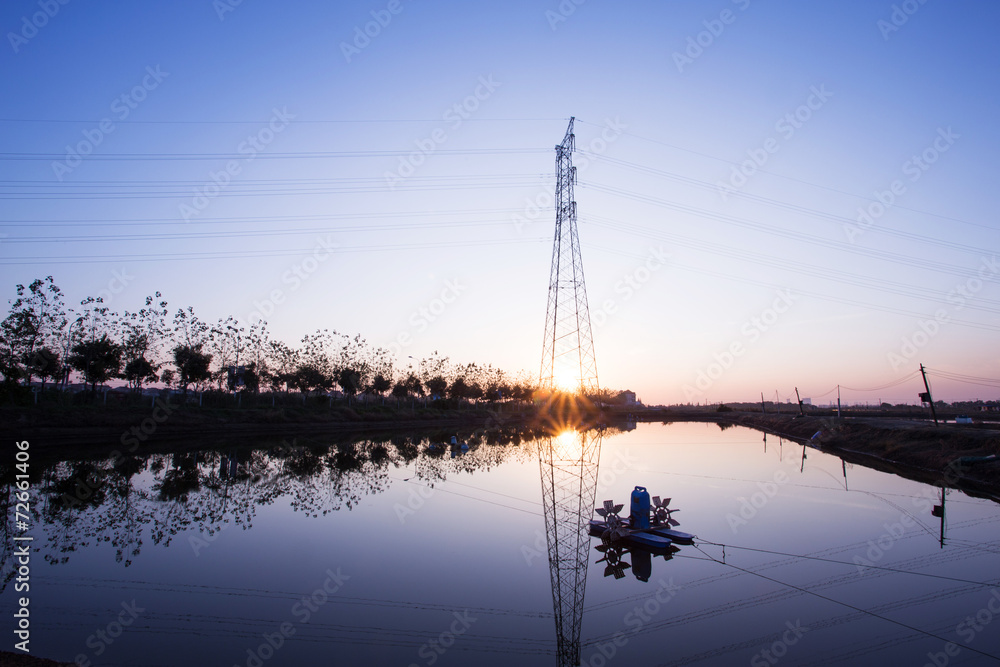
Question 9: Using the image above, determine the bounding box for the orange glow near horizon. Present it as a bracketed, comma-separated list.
[552, 369, 581, 394]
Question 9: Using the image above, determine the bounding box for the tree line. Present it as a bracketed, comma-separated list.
[0, 276, 542, 404]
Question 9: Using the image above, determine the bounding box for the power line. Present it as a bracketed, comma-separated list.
[2, 220, 516, 244]
[585, 214, 1000, 314]
[695, 539, 999, 588]
[582, 181, 994, 283]
[581, 150, 999, 242]
[0, 237, 548, 265]
[0, 207, 546, 227]
[693, 544, 1000, 662]
[574, 119, 995, 234]
[840, 372, 922, 392]
[590, 242, 1000, 333]
[0, 116, 565, 125]
[0, 148, 547, 161]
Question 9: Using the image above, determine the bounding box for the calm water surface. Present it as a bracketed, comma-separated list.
[5, 421, 999, 666]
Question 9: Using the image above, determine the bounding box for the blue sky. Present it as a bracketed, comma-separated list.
[2, 0, 999, 405]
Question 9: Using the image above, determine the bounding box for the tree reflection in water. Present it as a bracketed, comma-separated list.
[0, 424, 632, 588]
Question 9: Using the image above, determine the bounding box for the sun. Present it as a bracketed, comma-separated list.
[554, 429, 581, 453]
[552, 369, 580, 393]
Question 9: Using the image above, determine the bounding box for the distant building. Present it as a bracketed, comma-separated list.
[619, 390, 639, 405]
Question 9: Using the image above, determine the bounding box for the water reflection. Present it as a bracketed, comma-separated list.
[3, 420, 997, 665]
[0, 424, 624, 593]
[537, 426, 603, 667]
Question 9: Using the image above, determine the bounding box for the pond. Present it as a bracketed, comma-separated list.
[4, 421, 999, 666]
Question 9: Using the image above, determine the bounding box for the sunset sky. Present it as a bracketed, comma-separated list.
[2, 0, 999, 406]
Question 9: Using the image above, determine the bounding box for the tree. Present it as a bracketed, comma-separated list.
[1, 276, 67, 385]
[426, 375, 448, 400]
[370, 374, 392, 397]
[295, 364, 332, 395]
[208, 316, 249, 390]
[172, 306, 210, 349]
[69, 297, 119, 388]
[265, 339, 300, 393]
[173, 344, 212, 396]
[402, 373, 424, 398]
[367, 346, 394, 395]
[338, 367, 362, 398]
[240, 322, 269, 393]
[466, 381, 484, 403]
[390, 381, 409, 403]
[242, 362, 261, 393]
[25, 346, 62, 389]
[448, 377, 470, 401]
[68, 336, 123, 392]
[120, 294, 168, 392]
[122, 357, 158, 390]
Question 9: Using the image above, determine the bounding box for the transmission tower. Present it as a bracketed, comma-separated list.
[540, 117, 599, 393]
[539, 428, 604, 667]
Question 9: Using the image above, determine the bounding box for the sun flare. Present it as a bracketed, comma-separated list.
[552, 370, 581, 393]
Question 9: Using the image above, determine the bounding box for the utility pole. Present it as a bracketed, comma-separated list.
[794, 387, 805, 416]
[761, 391, 766, 414]
[837, 385, 842, 419]
[919, 363, 938, 426]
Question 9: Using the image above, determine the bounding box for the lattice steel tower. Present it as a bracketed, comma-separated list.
[539, 428, 604, 667]
[540, 118, 599, 393]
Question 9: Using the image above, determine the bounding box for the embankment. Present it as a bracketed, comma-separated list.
[643, 410, 1000, 501]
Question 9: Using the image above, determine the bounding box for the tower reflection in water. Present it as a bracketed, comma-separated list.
[538, 426, 602, 667]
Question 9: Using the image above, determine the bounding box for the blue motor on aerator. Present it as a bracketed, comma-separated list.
[630, 485, 650, 529]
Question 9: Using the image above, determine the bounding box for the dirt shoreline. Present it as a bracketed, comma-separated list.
[653, 411, 1000, 502]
